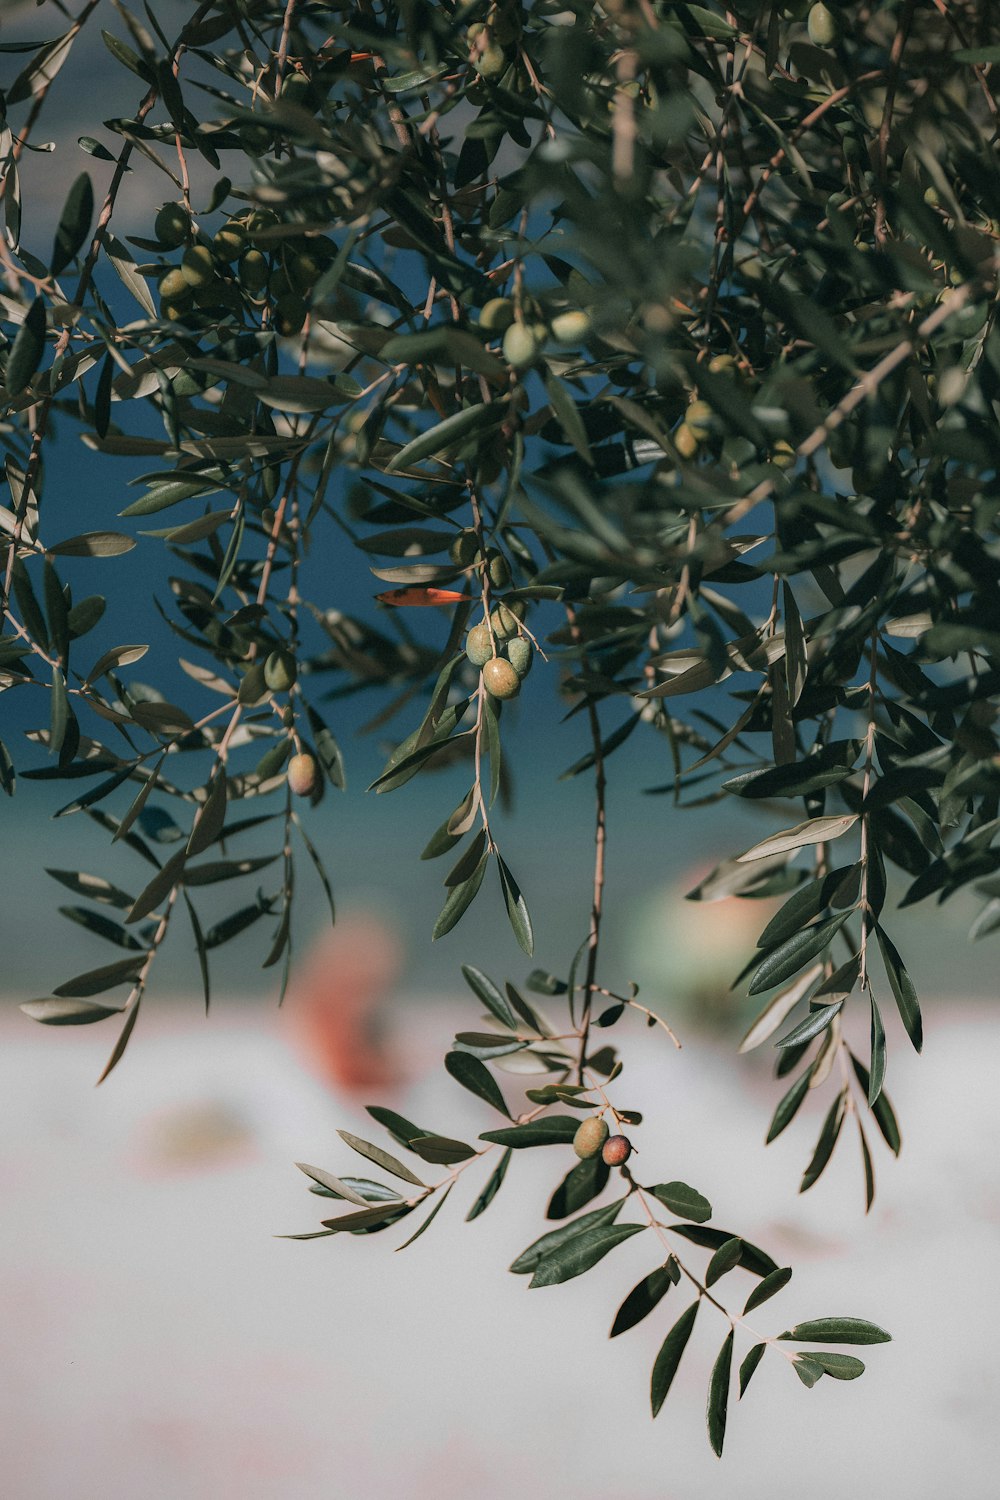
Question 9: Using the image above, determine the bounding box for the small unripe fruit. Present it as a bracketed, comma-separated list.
[264, 650, 297, 692]
[602, 1134, 632, 1167]
[287, 752, 318, 797]
[159, 267, 192, 304]
[181, 244, 216, 289]
[502, 321, 542, 370]
[708, 353, 737, 374]
[482, 657, 520, 699]
[477, 43, 507, 79]
[771, 439, 796, 469]
[490, 600, 524, 639]
[213, 221, 245, 261]
[288, 249, 323, 294]
[674, 423, 700, 459]
[479, 297, 516, 333]
[466, 22, 487, 43]
[550, 309, 591, 345]
[807, 3, 838, 47]
[506, 637, 533, 679]
[685, 400, 712, 437]
[239, 123, 272, 156]
[573, 1116, 610, 1159]
[487, 550, 511, 589]
[239, 249, 269, 294]
[275, 294, 307, 335]
[450, 529, 481, 567]
[155, 202, 190, 248]
[466, 622, 494, 667]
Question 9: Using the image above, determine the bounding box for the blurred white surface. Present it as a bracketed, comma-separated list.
[2, 999, 998, 1499]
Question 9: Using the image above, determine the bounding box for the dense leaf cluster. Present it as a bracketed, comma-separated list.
[3, 0, 999, 1446]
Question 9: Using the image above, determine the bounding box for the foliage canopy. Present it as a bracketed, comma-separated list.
[3, 0, 1000, 1450]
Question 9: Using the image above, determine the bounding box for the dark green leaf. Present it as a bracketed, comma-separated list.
[748, 911, 851, 996]
[651, 1303, 699, 1418]
[707, 1329, 734, 1456]
[777, 1317, 891, 1345]
[511, 1200, 624, 1274]
[775, 999, 844, 1049]
[875, 925, 922, 1052]
[651, 1182, 713, 1223]
[432, 851, 488, 939]
[444, 1050, 510, 1117]
[6, 298, 47, 396]
[610, 1266, 673, 1337]
[51, 171, 94, 274]
[461, 964, 518, 1029]
[743, 1266, 792, 1313]
[739, 1342, 766, 1397]
[530, 1222, 644, 1289]
[337, 1129, 427, 1187]
[21, 997, 124, 1025]
[466, 1147, 512, 1221]
[480, 1116, 581, 1148]
[705, 1237, 743, 1287]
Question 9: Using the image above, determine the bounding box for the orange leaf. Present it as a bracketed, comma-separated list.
[376, 587, 468, 607]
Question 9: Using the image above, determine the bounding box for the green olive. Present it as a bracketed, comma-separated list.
[239, 249, 269, 295]
[155, 202, 191, 249]
[573, 1116, 610, 1160]
[477, 43, 507, 79]
[287, 752, 318, 797]
[490, 600, 524, 640]
[771, 440, 796, 469]
[685, 400, 712, 437]
[450, 529, 481, 568]
[502, 321, 542, 370]
[213, 221, 245, 261]
[288, 249, 323, 294]
[507, 637, 533, 679]
[674, 422, 700, 459]
[478, 297, 516, 333]
[264, 650, 297, 692]
[180, 244, 216, 289]
[159, 267, 193, 305]
[274, 294, 307, 335]
[807, 2, 838, 46]
[550, 310, 591, 344]
[708, 353, 737, 374]
[487, 550, 511, 589]
[465, 622, 493, 667]
[482, 657, 520, 699]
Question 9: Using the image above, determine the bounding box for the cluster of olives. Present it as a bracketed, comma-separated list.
[466, 6, 521, 82]
[573, 1116, 633, 1167]
[674, 358, 794, 468]
[477, 296, 592, 371]
[155, 202, 335, 333]
[466, 600, 532, 699]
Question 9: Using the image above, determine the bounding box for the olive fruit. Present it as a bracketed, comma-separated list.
[287, 752, 318, 797]
[159, 267, 192, 305]
[465, 622, 494, 667]
[479, 297, 516, 333]
[155, 202, 191, 249]
[450, 529, 481, 568]
[807, 3, 838, 47]
[487, 550, 511, 589]
[573, 1116, 609, 1160]
[550, 309, 591, 345]
[771, 439, 796, 469]
[708, 353, 737, 374]
[674, 423, 700, 459]
[275, 294, 307, 335]
[181, 244, 216, 289]
[239, 249, 269, 295]
[685, 400, 712, 438]
[264, 650, 297, 692]
[602, 1134, 632, 1167]
[507, 637, 533, 679]
[288, 249, 323, 294]
[213, 221, 245, 261]
[477, 43, 507, 79]
[490, 600, 524, 639]
[482, 657, 520, 699]
[502, 321, 542, 370]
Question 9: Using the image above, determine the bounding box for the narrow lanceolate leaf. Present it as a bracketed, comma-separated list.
[386, 402, 504, 471]
[336, 1130, 427, 1187]
[444, 1050, 510, 1117]
[395, 1183, 453, 1250]
[800, 1090, 847, 1193]
[52, 954, 145, 997]
[747, 911, 851, 996]
[461, 964, 518, 1029]
[737, 815, 858, 863]
[295, 1163, 370, 1208]
[21, 997, 124, 1025]
[777, 1317, 891, 1345]
[706, 1329, 734, 1456]
[480, 1116, 581, 1149]
[432, 851, 488, 939]
[705, 1237, 743, 1287]
[766, 1068, 812, 1143]
[187, 774, 227, 857]
[610, 1266, 674, 1337]
[51, 171, 94, 274]
[651, 1182, 713, 1223]
[807, 1352, 866, 1380]
[125, 848, 186, 923]
[319, 1204, 411, 1233]
[407, 1134, 476, 1165]
[497, 856, 534, 956]
[530, 1222, 645, 1289]
[466, 1147, 512, 1222]
[743, 1266, 792, 1314]
[868, 995, 886, 1104]
[651, 1303, 700, 1418]
[739, 1342, 766, 1397]
[547, 1154, 610, 1219]
[5, 297, 46, 396]
[875, 925, 923, 1052]
[848, 1054, 902, 1156]
[48, 531, 135, 557]
[738, 965, 823, 1052]
[511, 1201, 624, 1275]
[775, 999, 844, 1050]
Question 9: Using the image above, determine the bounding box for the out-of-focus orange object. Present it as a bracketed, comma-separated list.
[376, 586, 468, 607]
[285, 911, 403, 1093]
